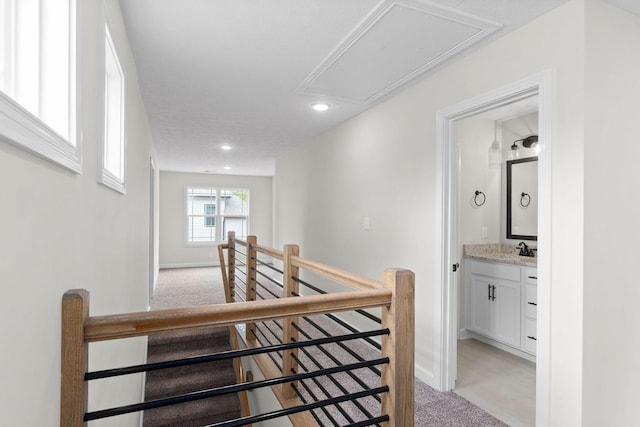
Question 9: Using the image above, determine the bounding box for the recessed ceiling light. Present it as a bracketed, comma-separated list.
[311, 103, 330, 112]
[221, 144, 232, 150]
[223, 166, 232, 170]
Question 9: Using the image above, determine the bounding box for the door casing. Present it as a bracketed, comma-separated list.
[434, 71, 552, 426]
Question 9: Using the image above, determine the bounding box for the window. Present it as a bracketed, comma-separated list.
[204, 204, 216, 227]
[0, 0, 80, 172]
[186, 187, 249, 244]
[100, 20, 125, 193]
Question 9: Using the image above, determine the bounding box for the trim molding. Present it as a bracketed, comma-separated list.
[159, 262, 220, 269]
[0, 92, 82, 173]
[0, 0, 82, 174]
[463, 332, 536, 364]
[296, 0, 501, 104]
[414, 363, 436, 389]
[435, 70, 552, 425]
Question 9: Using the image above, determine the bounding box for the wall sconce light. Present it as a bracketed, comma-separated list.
[507, 135, 538, 160]
[521, 135, 538, 148]
[508, 140, 520, 160]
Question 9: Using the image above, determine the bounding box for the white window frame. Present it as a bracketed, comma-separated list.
[185, 186, 250, 246]
[100, 16, 126, 194]
[0, 0, 81, 173]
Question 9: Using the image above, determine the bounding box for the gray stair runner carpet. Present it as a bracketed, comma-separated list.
[142, 268, 241, 426]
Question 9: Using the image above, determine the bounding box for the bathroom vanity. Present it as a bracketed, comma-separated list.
[464, 244, 537, 361]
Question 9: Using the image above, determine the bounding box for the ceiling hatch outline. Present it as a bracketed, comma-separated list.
[296, 0, 502, 105]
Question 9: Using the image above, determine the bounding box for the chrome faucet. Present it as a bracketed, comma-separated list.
[517, 241, 535, 257]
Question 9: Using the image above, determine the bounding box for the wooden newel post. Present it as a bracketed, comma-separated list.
[380, 269, 415, 427]
[227, 231, 236, 302]
[281, 244, 300, 399]
[246, 235, 258, 340]
[61, 289, 90, 427]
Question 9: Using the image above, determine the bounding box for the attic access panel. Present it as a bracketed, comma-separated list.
[297, 0, 500, 104]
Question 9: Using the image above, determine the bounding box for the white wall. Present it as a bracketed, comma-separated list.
[275, 0, 588, 424]
[159, 172, 273, 268]
[459, 117, 501, 245]
[458, 112, 539, 248]
[583, 1, 640, 425]
[0, 1, 154, 425]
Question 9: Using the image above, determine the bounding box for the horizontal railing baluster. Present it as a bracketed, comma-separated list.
[293, 276, 382, 324]
[85, 329, 388, 380]
[85, 358, 388, 421]
[206, 386, 389, 427]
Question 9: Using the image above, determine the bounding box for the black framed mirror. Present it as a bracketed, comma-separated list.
[507, 156, 538, 240]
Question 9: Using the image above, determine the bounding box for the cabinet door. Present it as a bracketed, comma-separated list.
[468, 276, 492, 337]
[493, 280, 521, 347]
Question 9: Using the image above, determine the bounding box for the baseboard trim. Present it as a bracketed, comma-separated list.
[463, 331, 536, 363]
[458, 329, 473, 340]
[159, 262, 220, 269]
[414, 363, 435, 389]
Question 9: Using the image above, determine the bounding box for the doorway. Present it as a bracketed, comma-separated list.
[454, 101, 539, 426]
[435, 71, 552, 425]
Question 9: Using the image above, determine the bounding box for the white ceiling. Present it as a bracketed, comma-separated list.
[120, 0, 576, 176]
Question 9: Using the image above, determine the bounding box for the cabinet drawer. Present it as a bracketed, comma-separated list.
[470, 260, 521, 282]
[525, 284, 537, 319]
[525, 318, 537, 354]
[525, 268, 537, 284]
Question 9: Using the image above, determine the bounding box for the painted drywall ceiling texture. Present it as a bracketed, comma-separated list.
[119, 0, 570, 176]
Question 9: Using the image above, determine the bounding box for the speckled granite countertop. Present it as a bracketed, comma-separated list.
[464, 243, 537, 267]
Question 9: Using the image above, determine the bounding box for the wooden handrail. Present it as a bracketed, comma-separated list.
[291, 256, 382, 291]
[229, 236, 381, 291]
[83, 289, 392, 342]
[253, 243, 284, 260]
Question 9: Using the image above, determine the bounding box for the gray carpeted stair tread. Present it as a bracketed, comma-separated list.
[143, 324, 241, 426]
[145, 362, 238, 400]
[146, 341, 232, 363]
[142, 395, 241, 427]
[147, 327, 230, 347]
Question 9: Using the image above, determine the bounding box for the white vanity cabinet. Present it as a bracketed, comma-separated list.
[466, 259, 538, 357]
[467, 260, 522, 348]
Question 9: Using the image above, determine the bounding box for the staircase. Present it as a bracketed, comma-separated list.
[142, 326, 241, 426]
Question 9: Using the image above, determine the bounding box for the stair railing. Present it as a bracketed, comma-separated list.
[218, 232, 415, 426]
[60, 235, 414, 426]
